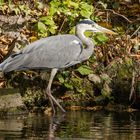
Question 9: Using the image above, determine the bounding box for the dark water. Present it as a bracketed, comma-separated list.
[0, 111, 140, 140]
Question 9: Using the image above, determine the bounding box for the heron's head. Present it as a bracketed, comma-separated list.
[77, 19, 116, 35]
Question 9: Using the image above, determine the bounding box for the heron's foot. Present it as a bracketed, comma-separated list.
[46, 89, 66, 113]
[45, 90, 56, 114]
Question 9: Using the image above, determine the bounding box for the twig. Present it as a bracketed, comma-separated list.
[58, 17, 67, 34]
[130, 26, 140, 38]
[130, 54, 140, 57]
[3, 37, 19, 60]
[129, 70, 136, 101]
[106, 9, 132, 23]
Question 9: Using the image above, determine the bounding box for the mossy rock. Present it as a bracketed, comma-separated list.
[0, 88, 27, 115]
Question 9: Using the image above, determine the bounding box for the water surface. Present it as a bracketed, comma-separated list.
[0, 111, 140, 140]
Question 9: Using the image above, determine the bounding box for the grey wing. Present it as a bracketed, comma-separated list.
[1, 35, 83, 72]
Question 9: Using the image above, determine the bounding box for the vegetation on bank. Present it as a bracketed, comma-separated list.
[0, 0, 139, 111]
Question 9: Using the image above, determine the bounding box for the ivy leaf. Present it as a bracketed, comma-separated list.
[40, 17, 57, 34]
[80, 2, 93, 11]
[64, 83, 73, 90]
[94, 33, 109, 44]
[70, 1, 79, 9]
[35, 22, 47, 33]
[40, 17, 55, 25]
[96, 33, 108, 42]
[49, 26, 57, 34]
[80, 2, 93, 18]
[62, 71, 70, 78]
[57, 74, 65, 83]
[80, 10, 92, 18]
[49, 1, 61, 16]
[77, 65, 93, 75]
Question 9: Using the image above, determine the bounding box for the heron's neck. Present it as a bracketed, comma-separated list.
[76, 27, 94, 60]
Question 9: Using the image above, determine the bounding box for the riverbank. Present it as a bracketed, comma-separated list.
[0, 0, 139, 112]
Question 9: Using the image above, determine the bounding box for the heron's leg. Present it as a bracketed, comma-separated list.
[46, 68, 66, 113]
[46, 90, 56, 114]
[46, 69, 57, 114]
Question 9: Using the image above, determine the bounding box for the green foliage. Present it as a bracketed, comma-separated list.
[57, 70, 92, 94]
[101, 82, 112, 98]
[112, 2, 120, 9]
[40, 16, 58, 34]
[58, 71, 73, 90]
[49, 0, 93, 18]
[1, 0, 117, 107]
[23, 88, 45, 109]
[35, 22, 47, 34]
[41, 0, 112, 99]
[34, 19, 58, 37]
[97, 1, 107, 9]
[64, 82, 74, 90]
[71, 77, 83, 93]
[107, 57, 134, 80]
[117, 58, 133, 79]
[93, 33, 109, 45]
[34, 0, 94, 36]
[80, 2, 94, 18]
[57, 74, 65, 84]
[0, 0, 3, 5]
[77, 65, 93, 75]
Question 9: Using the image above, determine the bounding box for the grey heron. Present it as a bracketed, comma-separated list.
[0, 19, 116, 114]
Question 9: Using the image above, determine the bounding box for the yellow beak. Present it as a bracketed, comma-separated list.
[94, 24, 117, 35]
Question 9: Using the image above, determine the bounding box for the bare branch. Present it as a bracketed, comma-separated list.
[106, 9, 132, 23]
[130, 26, 140, 38]
[129, 70, 136, 101]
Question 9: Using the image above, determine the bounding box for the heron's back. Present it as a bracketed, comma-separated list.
[0, 34, 85, 73]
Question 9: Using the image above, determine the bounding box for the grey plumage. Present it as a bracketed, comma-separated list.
[0, 35, 91, 73]
[0, 19, 115, 114]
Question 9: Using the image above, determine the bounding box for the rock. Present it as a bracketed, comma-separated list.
[88, 74, 101, 84]
[0, 88, 27, 115]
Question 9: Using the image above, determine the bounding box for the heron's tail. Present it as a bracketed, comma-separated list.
[0, 60, 7, 71]
[0, 57, 14, 73]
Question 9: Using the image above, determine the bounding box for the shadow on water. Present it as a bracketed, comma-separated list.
[0, 110, 140, 140]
